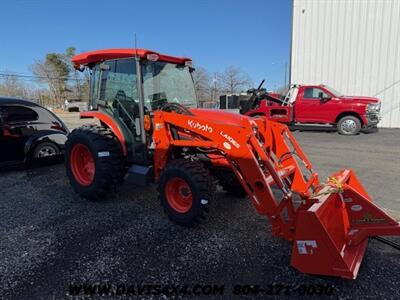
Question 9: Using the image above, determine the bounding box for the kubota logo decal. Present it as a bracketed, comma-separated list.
[187, 120, 213, 133]
[220, 131, 240, 149]
[296, 240, 317, 254]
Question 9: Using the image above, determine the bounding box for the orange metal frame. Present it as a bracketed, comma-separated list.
[80, 111, 128, 156]
[151, 110, 400, 279]
[152, 110, 320, 240]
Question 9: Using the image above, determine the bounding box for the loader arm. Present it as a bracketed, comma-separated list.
[153, 110, 319, 240]
[153, 110, 400, 279]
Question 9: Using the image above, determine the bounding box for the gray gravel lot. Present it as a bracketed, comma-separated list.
[0, 113, 399, 299]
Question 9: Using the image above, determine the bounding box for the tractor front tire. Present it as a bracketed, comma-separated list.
[65, 125, 125, 200]
[158, 159, 216, 226]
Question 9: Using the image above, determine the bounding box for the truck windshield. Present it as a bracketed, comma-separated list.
[323, 85, 344, 97]
[141, 61, 197, 110]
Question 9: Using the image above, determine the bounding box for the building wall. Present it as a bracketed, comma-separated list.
[291, 0, 400, 128]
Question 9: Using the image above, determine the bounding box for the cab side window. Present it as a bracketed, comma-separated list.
[303, 88, 329, 99]
[89, 64, 100, 108]
[97, 59, 140, 136]
[99, 59, 138, 104]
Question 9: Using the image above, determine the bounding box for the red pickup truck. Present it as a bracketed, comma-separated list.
[243, 84, 381, 135]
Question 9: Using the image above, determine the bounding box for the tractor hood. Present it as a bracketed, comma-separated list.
[190, 108, 252, 128]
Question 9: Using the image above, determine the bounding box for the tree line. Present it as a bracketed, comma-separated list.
[0, 47, 89, 108]
[192, 65, 253, 104]
[0, 47, 254, 107]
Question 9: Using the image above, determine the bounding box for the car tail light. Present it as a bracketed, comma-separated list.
[51, 121, 67, 133]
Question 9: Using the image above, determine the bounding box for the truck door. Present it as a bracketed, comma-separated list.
[295, 87, 330, 123]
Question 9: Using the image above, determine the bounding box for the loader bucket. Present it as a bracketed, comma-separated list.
[291, 169, 400, 279]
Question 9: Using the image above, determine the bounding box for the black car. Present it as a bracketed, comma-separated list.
[0, 97, 69, 167]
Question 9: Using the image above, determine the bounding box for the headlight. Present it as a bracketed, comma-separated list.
[366, 102, 381, 113]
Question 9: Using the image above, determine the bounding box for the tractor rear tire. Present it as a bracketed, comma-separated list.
[65, 125, 125, 200]
[158, 159, 216, 226]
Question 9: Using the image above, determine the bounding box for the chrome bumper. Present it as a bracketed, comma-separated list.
[365, 113, 381, 127]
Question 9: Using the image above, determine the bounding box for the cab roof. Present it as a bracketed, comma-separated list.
[71, 48, 192, 68]
[0, 96, 39, 107]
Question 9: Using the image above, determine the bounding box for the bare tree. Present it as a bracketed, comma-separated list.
[218, 66, 252, 94]
[30, 49, 73, 107]
[192, 67, 212, 102]
[30, 60, 66, 107]
[0, 74, 30, 98]
[64, 47, 89, 101]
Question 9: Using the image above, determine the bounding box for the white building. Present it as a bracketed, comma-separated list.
[290, 0, 400, 128]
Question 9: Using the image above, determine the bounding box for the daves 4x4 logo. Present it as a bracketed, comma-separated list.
[188, 120, 213, 133]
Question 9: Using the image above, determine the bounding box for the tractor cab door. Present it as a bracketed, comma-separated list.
[90, 58, 144, 162]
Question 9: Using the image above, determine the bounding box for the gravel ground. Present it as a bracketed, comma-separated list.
[0, 113, 399, 299]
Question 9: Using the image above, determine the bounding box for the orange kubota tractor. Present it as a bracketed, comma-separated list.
[65, 48, 400, 279]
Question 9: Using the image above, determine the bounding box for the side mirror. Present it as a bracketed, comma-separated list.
[319, 92, 331, 102]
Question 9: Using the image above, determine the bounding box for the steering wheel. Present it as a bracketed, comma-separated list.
[161, 103, 194, 115]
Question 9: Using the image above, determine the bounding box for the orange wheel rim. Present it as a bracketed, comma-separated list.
[70, 144, 95, 186]
[165, 177, 193, 213]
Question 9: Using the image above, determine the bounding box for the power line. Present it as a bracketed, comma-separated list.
[0, 72, 86, 81]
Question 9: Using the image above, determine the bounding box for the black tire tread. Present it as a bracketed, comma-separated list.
[65, 124, 125, 200]
[158, 159, 216, 226]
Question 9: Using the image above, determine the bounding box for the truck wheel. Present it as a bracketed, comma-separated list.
[337, 116, 361, 135]
[65, 125, 125, 200]
[158, 159, 216, 226]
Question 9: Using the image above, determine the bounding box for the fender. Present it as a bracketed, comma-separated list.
[25, 131, 67, 158]
[80, 111, 128, 156]
[334, 110, 365, 125]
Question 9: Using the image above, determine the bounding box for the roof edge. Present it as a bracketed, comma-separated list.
[71, 48, 192, 68]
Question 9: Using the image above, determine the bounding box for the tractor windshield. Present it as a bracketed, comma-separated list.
[142, 61, 197, 110]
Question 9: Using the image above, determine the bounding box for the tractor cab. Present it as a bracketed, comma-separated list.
[72, 49, 196, 163]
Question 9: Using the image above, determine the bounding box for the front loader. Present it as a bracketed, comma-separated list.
[65, 48, 400, 279]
